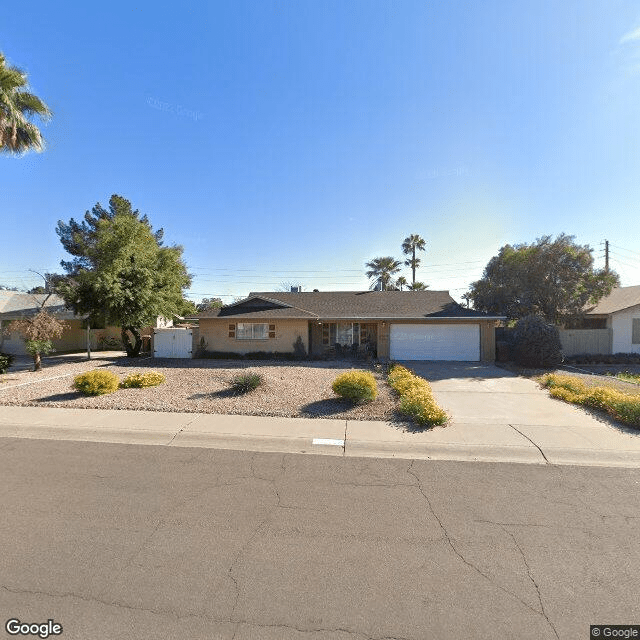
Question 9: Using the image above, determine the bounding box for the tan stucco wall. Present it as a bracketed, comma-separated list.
[51, 319, 85, 352]
[198, 318, 309, 355]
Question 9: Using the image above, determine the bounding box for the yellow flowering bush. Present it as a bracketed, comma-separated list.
[540, 373, 640, 428]
[399, 387, 448, 426]
[388, 364, 448, 427]
[73, 370, 120, 395]
[387, 367, 425, 395]
[332, 370, 377, 402]
[540, 373, 588, 394]
[120, 372, 166, 388]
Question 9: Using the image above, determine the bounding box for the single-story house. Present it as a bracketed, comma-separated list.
[578, 285, 640, 354]
[197, 290, 504, 361]
[0, 291, 171, 356]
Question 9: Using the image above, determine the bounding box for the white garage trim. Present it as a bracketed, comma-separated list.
[390, 323, 480, 361]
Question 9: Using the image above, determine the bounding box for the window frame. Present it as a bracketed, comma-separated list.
[236, 322, 270, 340]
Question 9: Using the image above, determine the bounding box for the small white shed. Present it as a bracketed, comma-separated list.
[153, 328, 193, 358]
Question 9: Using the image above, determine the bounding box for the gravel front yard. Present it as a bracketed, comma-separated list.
[0, 355, 402, 421]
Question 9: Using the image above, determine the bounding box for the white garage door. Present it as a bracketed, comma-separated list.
[390, 324, 480, 361]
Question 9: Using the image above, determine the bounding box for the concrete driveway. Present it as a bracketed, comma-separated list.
[399, 361, 640, 466]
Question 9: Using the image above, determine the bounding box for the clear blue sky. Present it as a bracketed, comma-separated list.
[2, 0, 640, 302]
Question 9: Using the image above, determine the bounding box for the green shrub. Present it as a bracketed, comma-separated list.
[25, 339, 55, 357]
[610, 396, 640, 426]
[616, 372, 640, 383]
[73, 370, 120, 395]
[0, 352, 14, 374]
[512, 315, 563, 368]
[120, 372, 166, 388]
[332, 370, 377, 402]
[231, 372, 263, 394]
[388, 364, 448, 427]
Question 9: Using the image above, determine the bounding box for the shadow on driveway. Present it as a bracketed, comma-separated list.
[397, 361, 517, 382]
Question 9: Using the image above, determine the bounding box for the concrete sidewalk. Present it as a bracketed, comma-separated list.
[1, 404, 640, 467]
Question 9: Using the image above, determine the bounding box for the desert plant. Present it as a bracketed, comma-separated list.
[11, 310, 67, 371]
[293, 336, 307, 359]
[388, 364, 448, 426]
[540, 373, 640, 428]
[512, 314, 563, 368]
[332, 370, 377, 402]
[97, 335, 123, 350]
[73, 370, 120, 395]
[25, 339, 55, 361]
[230, 372, 263, 394]
[398, 387, 448, 426]
[120, 372, 166, 388]
[0, 352, 14, 373]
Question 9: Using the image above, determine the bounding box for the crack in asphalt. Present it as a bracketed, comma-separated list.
[508, 424, 551, 464]
[228, 453, 288, 638]
[405, 460, 546, 620]
[497, 524, 560, 640]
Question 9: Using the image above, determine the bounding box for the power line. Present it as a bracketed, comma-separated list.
[610, 257, 640, 271]
[609, 250, 640, 265]
[610, 244, 640, 258]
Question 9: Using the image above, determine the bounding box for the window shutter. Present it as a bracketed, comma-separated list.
[632, 319, 640, 344]
[229, 323, 235, 338]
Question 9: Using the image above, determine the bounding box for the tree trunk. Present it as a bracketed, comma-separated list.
[33, 352, 42, 372]
[121, 326, 142, 357]
[412, 247, 416, 285]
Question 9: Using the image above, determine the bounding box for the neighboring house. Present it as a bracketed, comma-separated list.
[0, 291, 171, 356]
[580, 285, 640, 354]
[197, 290, 504, 362]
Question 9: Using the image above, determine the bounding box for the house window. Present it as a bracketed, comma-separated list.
[236, 323, 269, 340]
[632, 319, 640, 345]
[335, 323, 360, 346]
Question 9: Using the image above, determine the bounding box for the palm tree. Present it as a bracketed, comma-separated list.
[396, 276, 408, 291]
[408, 281, 428, 290]
[401, 234, 426, 285]
[365, 257, 402, 291]
[0, 53, 52, 154]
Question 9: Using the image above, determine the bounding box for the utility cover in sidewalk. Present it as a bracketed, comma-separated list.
[312, 438, 344, 446]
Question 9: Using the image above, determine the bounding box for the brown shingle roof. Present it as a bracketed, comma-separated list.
[587, 285, 640, 315]
[198, 291, 502, 320]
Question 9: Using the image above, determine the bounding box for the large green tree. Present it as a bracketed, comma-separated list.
[467, 234, 619, 325]
[401, 234, 426, 285]
[365, 257, 402, 291]
[0, 53, 51, 154]
[55, 195, 192, 356]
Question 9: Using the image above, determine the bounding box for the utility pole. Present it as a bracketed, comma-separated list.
[605, 240, 609, 273]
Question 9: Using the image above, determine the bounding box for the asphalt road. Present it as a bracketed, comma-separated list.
[1, 438, 639, 640]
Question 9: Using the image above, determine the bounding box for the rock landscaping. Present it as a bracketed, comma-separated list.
[0, 355, 401, 422]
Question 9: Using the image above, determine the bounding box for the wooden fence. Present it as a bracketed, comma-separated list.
[558, 329, 612, 356]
